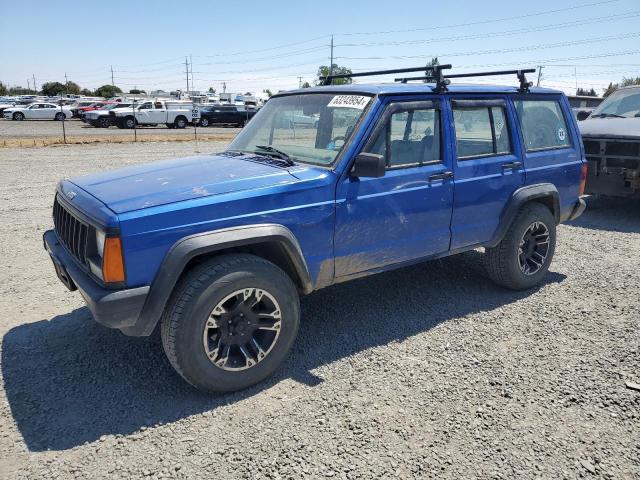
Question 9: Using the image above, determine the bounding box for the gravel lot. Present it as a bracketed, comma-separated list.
[0, 141, 638, 479]
[0, 118, 240, 146]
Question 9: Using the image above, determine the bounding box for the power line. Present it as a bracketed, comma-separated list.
[337, 0, 622, 36]
[338, 32, 640, 61]
[335, 11, 640, 48]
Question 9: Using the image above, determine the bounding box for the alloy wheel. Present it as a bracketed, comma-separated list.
[518, 221, 550, 275]
[203, 288, 282, 371]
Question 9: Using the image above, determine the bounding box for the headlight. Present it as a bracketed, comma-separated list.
[96, 230, 106, 258]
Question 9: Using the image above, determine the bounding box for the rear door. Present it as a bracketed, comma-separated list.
[449, 97, 525, 249]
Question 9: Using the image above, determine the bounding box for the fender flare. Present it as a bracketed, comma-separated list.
[127, 224, 312, 336]
[486, 183, 560, 248]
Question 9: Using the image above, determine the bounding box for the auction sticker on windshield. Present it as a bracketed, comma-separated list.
[327, 95, 370, 109]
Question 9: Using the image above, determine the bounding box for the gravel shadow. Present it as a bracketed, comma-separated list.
[568, 196, 640, 234]
[2, 251, 565, 451]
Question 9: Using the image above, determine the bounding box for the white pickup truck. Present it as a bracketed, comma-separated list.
[110, 100, 193, 129]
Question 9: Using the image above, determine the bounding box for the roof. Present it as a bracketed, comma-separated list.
[277, 83, 562, 96]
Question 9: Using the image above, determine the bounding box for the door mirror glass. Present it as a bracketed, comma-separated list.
[576, 110, 590, 121]
[351, 153, 385, 178]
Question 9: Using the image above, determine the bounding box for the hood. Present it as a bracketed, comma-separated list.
[579, 117, 640, 139]
[70, 153, 303, 214]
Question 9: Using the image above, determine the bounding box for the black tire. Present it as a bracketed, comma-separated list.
[161, 254, 300, 393]
[124, 116, 136, 129]
[485, 202, 556, 290]
[174, 116, 187, 129]
[166, 123, 175, 129]
[54, 112, 65, 121]
[99, 117, 111, 128]
[13, 112, 24, 121]
[237, 119, 246, 127]
[199, 117, 209, 127]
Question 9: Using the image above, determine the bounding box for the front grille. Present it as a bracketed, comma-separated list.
[53, 196, 89, 265]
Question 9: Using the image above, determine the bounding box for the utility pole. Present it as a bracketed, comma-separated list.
[190, 54, 194, 93]
[574, 67, 578, 92]
[329, 35, 334, 76]
[222, 82, 226, 93]
[65, 72, 69, 90]
[298, 76, 303, 88]
[185, 57, 190, 94]
[27, 79, 30, 91]
[32, 74, 37, 93]
[536, 66, 544, 87]
[110, 65, 114, 86]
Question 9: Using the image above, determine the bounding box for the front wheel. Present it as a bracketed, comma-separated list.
[160, 254, 300, 393]
[99, 117, 111, 128]
[199, 117, 209, 127]
[485, 203, 556, 290]
[124, 117, 136, 129]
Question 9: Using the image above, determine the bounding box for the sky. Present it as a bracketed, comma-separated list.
[1, 0, 639, 96]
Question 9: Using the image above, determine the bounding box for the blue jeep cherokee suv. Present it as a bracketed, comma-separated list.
[44, 66, 586, 392]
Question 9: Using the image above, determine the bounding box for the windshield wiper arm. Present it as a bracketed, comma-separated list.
[254, 145, 295, 165]
[591, 113, 625, 118]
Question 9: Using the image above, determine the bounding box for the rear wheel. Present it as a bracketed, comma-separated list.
[54, 112, 65, 121]
[174, 116, 187, 129]
[13, 112, 24, 121]
[199, 117, 209, 127]
[485, 202, 556, 290]
[161, 254, 300, 393]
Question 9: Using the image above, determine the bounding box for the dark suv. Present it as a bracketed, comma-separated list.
[198, 105, 257, 127]
[43, 65, 586, 393]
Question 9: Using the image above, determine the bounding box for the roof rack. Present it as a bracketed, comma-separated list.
[319, 64, 452, 86]
[395, 68, 536, 93]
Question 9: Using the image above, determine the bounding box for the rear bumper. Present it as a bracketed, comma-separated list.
[43, 230, 150, 334]
[561, 197, 587, 222]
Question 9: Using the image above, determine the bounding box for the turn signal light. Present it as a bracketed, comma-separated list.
[102, 237, 125, 283]
[579, 163, 588, 196]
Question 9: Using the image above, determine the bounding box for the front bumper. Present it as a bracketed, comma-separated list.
[43, 229, 149, 334]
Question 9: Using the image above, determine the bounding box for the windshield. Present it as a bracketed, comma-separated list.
[227, 93, 372, 166]
[591, 88, 640, 118]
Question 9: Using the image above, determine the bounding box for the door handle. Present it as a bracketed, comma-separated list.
[428, 171, 453, 182]
[501, 161, 522, 170]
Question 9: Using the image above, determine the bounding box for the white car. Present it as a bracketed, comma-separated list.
[3, 102, 74, 121]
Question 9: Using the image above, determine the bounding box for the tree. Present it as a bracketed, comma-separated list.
[603, 82, 617, 98]
[66, 81, 81, 95]
[576, 88, 597, 97]
[41, 81, 67, 96]
[0, 82, 7, 95]
[244, 91, 253, 96]
[129, 89, 146, 94]
[315, 64, 352, 85]
[620, 76, 640, 87]
[9, 86, 36, 95]
[80, 88, 94, 96]
[424, 57, 440, 83]
[263, 89, 273, 98]
[301, 81, 311, 88]
[94, 84, 122, 98]
[208, 87, 216, 94]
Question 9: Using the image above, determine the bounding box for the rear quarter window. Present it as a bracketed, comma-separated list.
[514, 99, 571, 151]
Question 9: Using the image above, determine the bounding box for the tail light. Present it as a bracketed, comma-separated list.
[102, 237, 126, 283]
[579, 163, 587, 196]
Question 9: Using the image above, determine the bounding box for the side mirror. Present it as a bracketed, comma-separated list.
[351, 153, 385, 178]
[577, 110, 591, 121]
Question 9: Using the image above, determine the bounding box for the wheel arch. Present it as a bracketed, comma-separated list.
[487, 183, 560, 248]
[128, 224, 312, 336]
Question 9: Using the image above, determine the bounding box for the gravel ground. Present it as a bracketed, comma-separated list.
[0, 118, 240, 145]
[0, 141, 638, 479]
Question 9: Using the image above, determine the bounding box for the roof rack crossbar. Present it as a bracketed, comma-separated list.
[395, 68, 536, 93]
[319, 64, 452, 86]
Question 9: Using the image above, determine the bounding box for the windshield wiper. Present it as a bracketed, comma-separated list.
[254, 145, 295, 165]
[590, 113, 625, 118]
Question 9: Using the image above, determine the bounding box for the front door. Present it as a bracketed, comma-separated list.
[334, 98, 454, 278]
[448, 97, 525, 249]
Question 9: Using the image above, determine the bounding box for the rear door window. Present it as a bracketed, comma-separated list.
[514, 99, 571, 151]
[453, 103, 512, 159]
